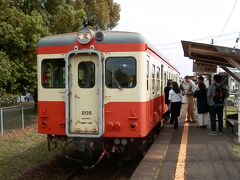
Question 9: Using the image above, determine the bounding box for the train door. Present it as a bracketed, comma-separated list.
[65, 51, 103, 137]
[147, 59, 151, 128]
[150, 64, 155, 126]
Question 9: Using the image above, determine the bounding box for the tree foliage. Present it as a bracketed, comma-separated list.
[73, 0, 120, 30]
[0, 0, 120, 105]
[50, 4, 86, 34]
[0, 52, 18, 107]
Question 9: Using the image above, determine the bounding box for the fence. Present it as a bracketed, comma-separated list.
[0, 104, 37, 135]
[225, 92, 240, 143]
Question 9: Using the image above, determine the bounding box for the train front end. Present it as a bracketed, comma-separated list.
[37, 28, 153, 161]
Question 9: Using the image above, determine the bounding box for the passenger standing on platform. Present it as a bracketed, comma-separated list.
[180, 80, 185, 94]
[207, 74, 229, 135]
[164, 80, 172, 121]
[193, 82, 209, 128]
[169, 82, 182, 129]
[184, 76, 197, 123]
[197, 76, 204, 85]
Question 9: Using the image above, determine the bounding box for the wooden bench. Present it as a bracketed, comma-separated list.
[226, 118, 238, 133]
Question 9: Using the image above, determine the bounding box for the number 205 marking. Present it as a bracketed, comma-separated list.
[82, 111, 92, 115]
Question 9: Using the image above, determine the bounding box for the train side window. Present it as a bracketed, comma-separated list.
[161, 65, 164, 94]
[41, 59, 65, 88]
[78, 62, 95, 88]
[147, 61, 149, 78]
[147, 61, 149, 91]
[105, 57, 136, 89]
[152, 65, 155, 94]
[157, 67, 160, 93]
[164, 71, 167, 87]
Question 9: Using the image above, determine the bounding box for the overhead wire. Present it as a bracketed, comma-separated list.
[156, 35, 239, 51]
[215, 0, 238, 42]
[156, 0, 239, 50]
[154, 0, 239, 52]
[155, 31, 239, 47]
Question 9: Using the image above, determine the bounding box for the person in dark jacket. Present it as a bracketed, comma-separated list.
[193, 82, 209, 128]
[164, 80, 172, 121]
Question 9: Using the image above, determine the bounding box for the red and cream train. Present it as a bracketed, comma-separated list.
[37, 28, 180, 161]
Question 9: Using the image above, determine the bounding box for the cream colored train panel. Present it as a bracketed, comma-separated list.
[38, 54, 66, 102]
[103, 52, 151, 105]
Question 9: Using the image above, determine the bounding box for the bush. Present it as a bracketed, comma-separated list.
[0, 88, 18, 107]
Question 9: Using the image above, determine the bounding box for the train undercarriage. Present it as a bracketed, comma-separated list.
[47, 123, 161, 169]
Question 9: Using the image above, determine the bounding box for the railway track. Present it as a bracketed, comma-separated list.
[19, 153, 142, 180]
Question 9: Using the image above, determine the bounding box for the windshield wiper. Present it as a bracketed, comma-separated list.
[112, 71, 122, 90]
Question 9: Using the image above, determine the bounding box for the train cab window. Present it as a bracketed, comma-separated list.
[78, 62, 95, 88]
[105, 57, 136, 89]
[41, 59, 65, 88]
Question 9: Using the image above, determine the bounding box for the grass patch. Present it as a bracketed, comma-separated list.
[0, 125, 63, 180]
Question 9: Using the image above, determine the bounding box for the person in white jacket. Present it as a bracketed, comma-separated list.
[169, 82, 183, 129]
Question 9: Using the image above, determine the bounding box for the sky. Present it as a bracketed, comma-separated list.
[113, 0, 240, 77]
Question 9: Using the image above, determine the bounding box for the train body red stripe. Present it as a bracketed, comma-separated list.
[37, 43, 147, 54]
[38, 96, 166, 137]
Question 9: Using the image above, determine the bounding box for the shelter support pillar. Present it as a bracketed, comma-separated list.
[224, 57, 240, 69]
[220, 66, 240, 83]
[238, 94, 240, 143]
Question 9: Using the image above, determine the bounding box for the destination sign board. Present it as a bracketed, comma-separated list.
[193, 62, 217, 74]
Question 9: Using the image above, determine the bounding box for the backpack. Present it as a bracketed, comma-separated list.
[213, 84, 227, 104]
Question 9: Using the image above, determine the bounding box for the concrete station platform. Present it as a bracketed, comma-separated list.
[131, 104, 240, 180]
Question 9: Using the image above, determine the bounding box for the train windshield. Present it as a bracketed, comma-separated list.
[41, 59, 65, 88]
[105, 57, 136, 89]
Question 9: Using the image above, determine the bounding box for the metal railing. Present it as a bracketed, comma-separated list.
[0, 104, 37, 135]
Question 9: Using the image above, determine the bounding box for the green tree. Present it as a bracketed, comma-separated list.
[50, 4, 86, 34]
[0, 52, 18, 106]
[0, 0, 121, 104]
[73, 0, 120, 30]
[43, 0, 66, 14]
[0, 3, 50, 101]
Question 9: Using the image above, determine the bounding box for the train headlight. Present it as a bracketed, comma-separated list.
[77, 28, 94, 44]
[85, 31, 92, 40]
[78, 32, 84, 40]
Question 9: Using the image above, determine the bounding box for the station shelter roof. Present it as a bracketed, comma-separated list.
[181, 40, 240, 82]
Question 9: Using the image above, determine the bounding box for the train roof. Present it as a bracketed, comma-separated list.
[38, 31, 146, 47]
[38, 30, 179, 74]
